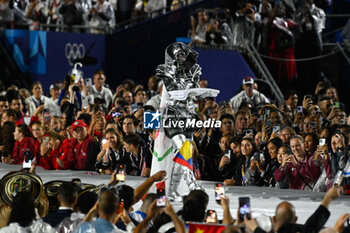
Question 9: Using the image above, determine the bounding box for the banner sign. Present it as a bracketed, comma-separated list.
[4, 29, 105, 94]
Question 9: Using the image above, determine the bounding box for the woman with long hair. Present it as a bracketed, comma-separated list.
[31, 121, 45, 161]
[246, 137, 283, 186]
[304, 132, 318, 156]
[95, 127, 126, 174]
[2, 124, 35, 164]
[223, 137, 257, 186]
[0, 121, 15, 161]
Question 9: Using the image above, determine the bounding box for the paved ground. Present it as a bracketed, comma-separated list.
[0, 164, 348, 227]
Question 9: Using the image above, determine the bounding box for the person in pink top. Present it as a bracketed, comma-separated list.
[274, 135, 320, 190]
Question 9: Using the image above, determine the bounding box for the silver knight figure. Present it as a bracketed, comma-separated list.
[156, 42, 219, 200]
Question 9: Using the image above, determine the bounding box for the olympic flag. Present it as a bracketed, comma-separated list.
[150, 87, 175, 193]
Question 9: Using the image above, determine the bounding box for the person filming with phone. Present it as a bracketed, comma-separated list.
[274, 135, 320, 190]
[95, 128, 126, 174]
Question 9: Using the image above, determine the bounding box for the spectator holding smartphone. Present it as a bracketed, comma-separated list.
[95, 128, 126, 173]
[274, 135, 320, 190]
[25, 82, 60, 117]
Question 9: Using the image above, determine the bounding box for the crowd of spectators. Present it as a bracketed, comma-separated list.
[0, 0, 201, 32]
[0, 67, 349, 193]
[189, 0, 328, 90]
[0, 53, 349, 233]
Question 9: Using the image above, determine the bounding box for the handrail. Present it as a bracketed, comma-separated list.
[245, 42, 285, 106]
[326, 14, 350, 18]
[335, 42, 350, 65]
[193, 43, 285, 106]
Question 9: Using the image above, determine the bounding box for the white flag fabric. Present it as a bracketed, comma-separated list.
[150, 87, 174, 193]
[343, 159, 350, 177]
[168, 88, 220, 101]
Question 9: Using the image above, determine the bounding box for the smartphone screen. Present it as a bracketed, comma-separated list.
[23, 159, 32, 169]
[225, 150, 231, 160]
[102, 139, 110, 151]
[205, 210, 217, 223]
[116, 165, 126, 182]
[333, 102, 340, 108]
[239, 197, 251, 221]
[85, 78, 92, 86]
[23, 116, 31, 126]
[214, 184, 225, 203]
[296, 106, 303, 115]
[273, 125, 280, 133]
[319, 138, 326, 146]
[264, 110, 270, 121]
[156, 195, 166, 207]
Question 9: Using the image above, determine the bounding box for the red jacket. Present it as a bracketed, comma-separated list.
[12, 137, 36, 164]
[274, 154, 320, 190]
[40, 139, 75, 170]
[93, 130, 103, 142]
[70, 135, 94, 170]
[34, 139, 41, 159]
